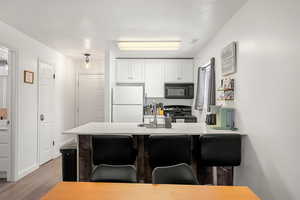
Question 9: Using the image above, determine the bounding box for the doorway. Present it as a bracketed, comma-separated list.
[76, 74, 104, 126]
[38, 60, 55, 165]
[0, 47, 11, 181]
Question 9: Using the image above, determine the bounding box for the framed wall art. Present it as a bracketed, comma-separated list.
[221, 42, 237, 76]
[24, 70, 34, 84]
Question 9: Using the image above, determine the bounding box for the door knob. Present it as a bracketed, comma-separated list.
[40, 114, 45, 121]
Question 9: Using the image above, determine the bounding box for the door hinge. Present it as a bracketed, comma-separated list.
[52, 141, 55, 146]
[53, 73, 56, 79]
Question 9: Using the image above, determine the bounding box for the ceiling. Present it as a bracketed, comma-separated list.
[0, 0, 247, 59]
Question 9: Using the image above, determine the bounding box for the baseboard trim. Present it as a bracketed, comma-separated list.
[17, 138, 75, 181]
[18, 164, 39, 180]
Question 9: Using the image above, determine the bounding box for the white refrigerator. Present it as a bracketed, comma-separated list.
[112, 85, 144, 122]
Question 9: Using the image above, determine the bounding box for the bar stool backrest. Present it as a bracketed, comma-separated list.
[92, 135, 136, 165]
[149, 135, 192, 168]
[200, 134, 241, 166]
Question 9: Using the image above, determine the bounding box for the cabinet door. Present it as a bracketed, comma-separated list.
[165, 59, 194, 83]
[165, 60, 180, 82]
[131, 60, 145, 82]
[116, 59, 145, 83]
[145, 60, 165, 97]
[180, 60, 194, 82]
[116, 59, 132, 83]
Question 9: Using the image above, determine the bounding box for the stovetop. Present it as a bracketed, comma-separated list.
[163, 105, 197, 123]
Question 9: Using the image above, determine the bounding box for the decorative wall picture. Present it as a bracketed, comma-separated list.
[24, 70, 34, 84]
[221, 42, 237, 76]
[0, 108, 7, 120]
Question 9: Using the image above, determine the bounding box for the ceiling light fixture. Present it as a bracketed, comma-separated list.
[117, 41, 181, 51]
[84, 53, 91, 68]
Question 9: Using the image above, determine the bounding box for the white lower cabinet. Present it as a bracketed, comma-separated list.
[145, 60, 165, 98]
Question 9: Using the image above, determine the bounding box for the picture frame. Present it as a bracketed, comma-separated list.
[221, 42, 237, 76]
[24, 70, 34, 84]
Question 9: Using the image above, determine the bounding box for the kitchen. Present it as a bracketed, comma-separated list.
[0, 0, 299, 200]
[62, 46, 243, 187]
[112, 58, 196, 124]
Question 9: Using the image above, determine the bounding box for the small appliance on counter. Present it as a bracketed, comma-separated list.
[208, 105, 236, 130]
[205, 113, 216, 125]
[163, 105, 197, 123]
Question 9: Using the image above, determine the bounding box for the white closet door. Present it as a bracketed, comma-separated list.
[38, 61, 55, 165]
[78, 74, 104, 126]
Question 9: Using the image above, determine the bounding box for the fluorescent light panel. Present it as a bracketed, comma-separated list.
[118, 41, 181, 51]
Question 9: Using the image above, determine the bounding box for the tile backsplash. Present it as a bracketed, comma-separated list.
[146, 98, 193, 106]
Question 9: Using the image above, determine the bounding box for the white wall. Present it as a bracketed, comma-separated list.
[0, 20, 76, 180]
[194, 0, 300, 199]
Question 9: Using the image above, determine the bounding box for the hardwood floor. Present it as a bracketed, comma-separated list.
[0, 157, 62, 200]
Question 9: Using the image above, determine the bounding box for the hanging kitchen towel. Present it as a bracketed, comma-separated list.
[194, 66, 206, 111]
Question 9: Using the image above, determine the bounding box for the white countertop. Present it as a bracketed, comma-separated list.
[63, 122, 243, 136]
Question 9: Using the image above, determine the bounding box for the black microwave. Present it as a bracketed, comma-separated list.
[165, 83, 194, 99]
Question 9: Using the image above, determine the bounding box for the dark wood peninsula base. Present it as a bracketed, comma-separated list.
[77, 135, 234, 185]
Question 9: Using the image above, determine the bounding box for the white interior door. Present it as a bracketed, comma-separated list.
[78, 74, 104, 126]
[0, 47, 11, 180]
[38, 61, 55, 165]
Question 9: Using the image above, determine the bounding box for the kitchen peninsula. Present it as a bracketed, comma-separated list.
[63, 122, 243, 184]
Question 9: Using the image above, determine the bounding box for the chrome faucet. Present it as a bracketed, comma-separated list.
[150, 103, 158, 128]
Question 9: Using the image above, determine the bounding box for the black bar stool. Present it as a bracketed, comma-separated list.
[149, 135, 192, 168]
[149, 135, 198, 185]
[90, 135, 137, 183]
[200, 134, 241, 185]
[152, 163, 199, 185]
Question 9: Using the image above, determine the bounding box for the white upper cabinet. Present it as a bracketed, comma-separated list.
[115, 59, 194, 97]
[116, 59, 145, 83]
[180, 60, 194, 82]
[145, 60, 165, 98]
[165, 59, 194, 83]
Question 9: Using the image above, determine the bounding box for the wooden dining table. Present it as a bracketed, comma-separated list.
[41, 182, 260, 200]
